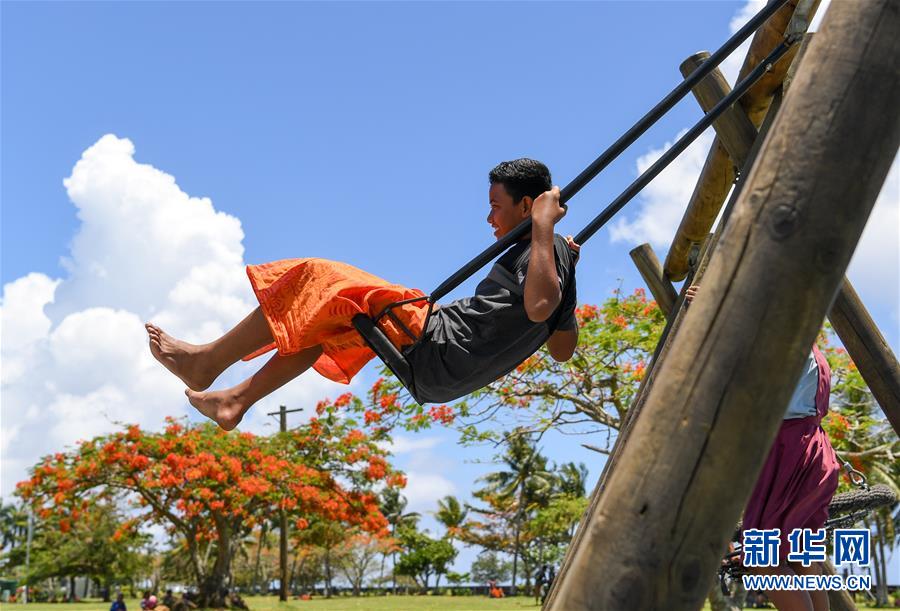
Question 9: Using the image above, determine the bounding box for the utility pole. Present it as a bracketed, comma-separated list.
[267, 405, 303, 602]
[24, 507, 33, 604]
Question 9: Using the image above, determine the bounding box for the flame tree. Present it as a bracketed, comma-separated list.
[16, 408, 402, 606]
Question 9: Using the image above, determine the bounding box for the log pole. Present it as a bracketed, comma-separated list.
[543, 91, 784, 611]
[679, 53, 757, 168]
[824, 560, 858, 611]
[664, 0, 821, 281]
[828, 279, 900, 436]
[547, 0, 900, 608]
[630, 244, 678, 316]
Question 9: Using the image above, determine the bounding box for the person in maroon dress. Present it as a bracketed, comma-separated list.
[686, 285, 839, 611]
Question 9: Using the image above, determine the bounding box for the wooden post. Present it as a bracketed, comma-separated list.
[824, 560, 858, 611]
[547, 0, 900, 608]
[630, 244, 678, 316]
[679, 53, 757, 167]
[543, 90, 785, 611]
[267, 405, 304, 601]
[664, 0, 821, 281]
[828, 279, 900, 436]
[279, 407, 289, 602]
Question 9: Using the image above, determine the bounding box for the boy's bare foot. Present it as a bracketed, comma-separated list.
[145, 323, 219, 391]
[185, 389, 245, 431]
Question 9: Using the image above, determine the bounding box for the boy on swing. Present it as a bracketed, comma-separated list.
[146, 159, 580, 430]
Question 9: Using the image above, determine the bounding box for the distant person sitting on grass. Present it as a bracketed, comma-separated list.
[110, 593, 126, 611]
[147, 159, 580, 428]
[171, 592, 197, 611]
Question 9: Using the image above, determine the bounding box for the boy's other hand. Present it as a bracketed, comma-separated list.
[685, 284, 699, 304]
[532, 186, 565, 226]
[566, 235, 581, 262]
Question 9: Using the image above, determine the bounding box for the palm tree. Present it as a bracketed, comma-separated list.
[435, 495, 468, 542]
[555, 462, 589, 498]
[379, 488, 420, 593]
[0, 500, 28, 551]
[475, 431, 554, 595]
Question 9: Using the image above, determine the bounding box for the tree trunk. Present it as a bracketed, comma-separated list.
[510, 523, 520, 596]
[253, 522, 268, 593]
[391, 524, 398, 595]
[827, 279, 900, 437]
[824, 559, 858, 611]
[875, 513, 890, 606]
[511, 479, 526, 596]
[187, 535, 207, 603]
[199, 517, 235, 607]
[324, 549, 332, 598]
[546, 0, 900, 607]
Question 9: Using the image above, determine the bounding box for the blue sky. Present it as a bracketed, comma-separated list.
[3, 0, 897, 581]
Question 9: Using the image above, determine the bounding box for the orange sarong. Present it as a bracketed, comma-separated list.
[242, 258, 428, 384]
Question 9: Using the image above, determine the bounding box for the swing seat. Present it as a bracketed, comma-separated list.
[352, 295, 430, 403]
[353, 313, 414, 389]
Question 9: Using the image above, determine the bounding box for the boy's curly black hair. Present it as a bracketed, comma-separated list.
[489, 158, 552, 203]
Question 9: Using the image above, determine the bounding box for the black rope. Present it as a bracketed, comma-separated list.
[574, 36, 795, 245]
[429, 0, 791, 302]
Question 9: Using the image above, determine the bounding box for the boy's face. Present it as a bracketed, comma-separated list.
[488, 183, 530, 239]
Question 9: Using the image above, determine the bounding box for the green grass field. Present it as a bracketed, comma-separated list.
[0, 598, 537, 611]
[0, 596, 885, 611]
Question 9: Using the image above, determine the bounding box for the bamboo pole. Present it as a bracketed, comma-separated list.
[828, 279, 900, 436]
[664, 0, 821, 281]
[630, 244, 678, 316]
[547, 0, 900, 607]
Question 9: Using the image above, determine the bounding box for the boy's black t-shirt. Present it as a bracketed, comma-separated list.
[405, 233, 577, 404]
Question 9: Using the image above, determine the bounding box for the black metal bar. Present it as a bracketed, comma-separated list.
[429, 0, 790, 302]
[385, 308, 418, 343]
[573, 37, 795, 245]
[373, 295, 430, 324]
[352, 313, 415, 393]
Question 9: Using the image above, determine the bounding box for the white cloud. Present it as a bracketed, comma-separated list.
[609, 0, 896, 317]
[847, 155, 900, 335]
[0, 134, 347, 496]
[809, 0, 831, 31]
[720, 0, 831, 86]
[1, 274, 60, 387]
[382, 435, 443, 455]
[609, 129, 716, 249]
[401, 470, 456, 514]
